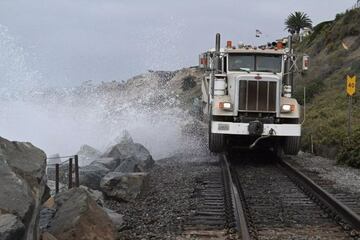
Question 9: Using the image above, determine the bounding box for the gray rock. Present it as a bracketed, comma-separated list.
[103, 208, 125, 231]
[130, 143, 155, 170]
[91, 157, 120, 171]
[0, 137, 47, 240]
[76, 144, 101, 166]
[41, 232, 58, 240]
[114, 130, 134, 145]
[102, 131, 154, 172]
[0, 160, 34, 221]
[79, 162, 110, 190]
[103, 142, 154, 172]
[102, 130, 133, 153]
[80, 185, 105, 206]
[0, 138, 46, 185]
[0, 214, 25, 240]
[100, 172, 148, 202]
[47, 188, 117, 240]
[114, 156, 142, 173]
[39, 208, 56, 231]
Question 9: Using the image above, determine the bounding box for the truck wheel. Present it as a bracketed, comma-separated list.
[209, 132, 225, 153]
[283, 136, 300, 155]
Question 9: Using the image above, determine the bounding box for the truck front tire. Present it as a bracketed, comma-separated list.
[209, 132, 225, 153]
[283, 136, 301, 155]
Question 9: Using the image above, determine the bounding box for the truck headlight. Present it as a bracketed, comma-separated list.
[219, 102, 233, 111]
[281, 104, 295, 113]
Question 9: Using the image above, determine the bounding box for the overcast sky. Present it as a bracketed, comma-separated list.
[0, 0, 356, 87]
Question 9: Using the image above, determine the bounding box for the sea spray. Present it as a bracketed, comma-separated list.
[0, 25, 205, 160]
[0, 25, 42, 97]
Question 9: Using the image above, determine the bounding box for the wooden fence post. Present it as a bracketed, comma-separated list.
[55, 163, 59, 194]
[68, 158, 73, 189]
[74, 155, 79, 187]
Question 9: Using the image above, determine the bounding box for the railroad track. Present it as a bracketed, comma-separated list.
[181, 161, 237, 239]
[225, 152, 360, 240]
[286, 158, 360, 220]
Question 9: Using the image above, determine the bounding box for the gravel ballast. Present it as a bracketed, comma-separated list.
[288, 152, 360, 193]
[105, 153, 220, 240]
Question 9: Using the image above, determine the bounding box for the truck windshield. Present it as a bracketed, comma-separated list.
[228, 54, 282, 73]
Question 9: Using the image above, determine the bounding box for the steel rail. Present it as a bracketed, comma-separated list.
[221, 154, 251, 240]
[278, 159, 360, 232]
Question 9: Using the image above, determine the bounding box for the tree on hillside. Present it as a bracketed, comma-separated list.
[285, 11, 313, 34]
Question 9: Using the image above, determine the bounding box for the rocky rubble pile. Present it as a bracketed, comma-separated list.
[0, 132, 156, 239]
[39, 131, 155, 240]
[79, 131, 154, 200]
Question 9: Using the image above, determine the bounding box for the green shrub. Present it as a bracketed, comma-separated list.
[337, 128, 360, 168]
[342, 9, 360, 25]
[304, 78, 324, 103]
[335, 13, 345, 21]
[351, 59, 360, 75]
[310, 21, 332, 41]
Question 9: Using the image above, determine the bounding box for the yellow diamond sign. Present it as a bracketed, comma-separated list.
[347, 75, 356, 96]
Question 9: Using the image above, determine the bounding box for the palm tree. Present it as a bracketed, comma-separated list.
[285, 11, 312, 35]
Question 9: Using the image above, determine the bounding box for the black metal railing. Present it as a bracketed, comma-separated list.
[46, 155, 80, 194]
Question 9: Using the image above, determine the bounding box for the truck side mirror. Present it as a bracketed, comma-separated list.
[302, 55, 310, 71]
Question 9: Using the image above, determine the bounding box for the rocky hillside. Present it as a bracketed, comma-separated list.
[294, 8, 360, 167]
[34, 67, 204, 114]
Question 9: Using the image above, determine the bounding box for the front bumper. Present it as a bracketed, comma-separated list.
[211, 121, 301, 136]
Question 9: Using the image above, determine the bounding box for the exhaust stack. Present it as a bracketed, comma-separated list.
[215, 33, 221, 73]
[285, 35, 294, 97]
[215, 33, 221, 53]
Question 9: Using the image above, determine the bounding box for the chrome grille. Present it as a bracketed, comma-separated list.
[239, 80, 277, 112]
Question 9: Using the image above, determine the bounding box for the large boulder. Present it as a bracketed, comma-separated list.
[79, 185, 105, 206]
[91, 157, 120, 171]
[103, 133, 154, 172]
[0, 214, 25, 240]
[104, 142, 154, 170]
[0, 137, 47, 240]
[47, 188, 117, 240]
[103, 208, 125, 231]
[76, 144, 101, 166]
[79, 162, 110, 190]
[114, 156, 141, 173]
[100, 172, 148, 202]
[39, 207, 56, 232]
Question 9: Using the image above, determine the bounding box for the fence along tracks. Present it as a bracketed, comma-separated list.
[223, 152, 360, 240]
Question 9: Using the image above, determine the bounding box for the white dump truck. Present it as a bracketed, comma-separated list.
[200, 34, 309, 154]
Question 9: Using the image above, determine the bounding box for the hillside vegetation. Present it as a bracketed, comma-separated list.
[294, 8, 360, 167]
